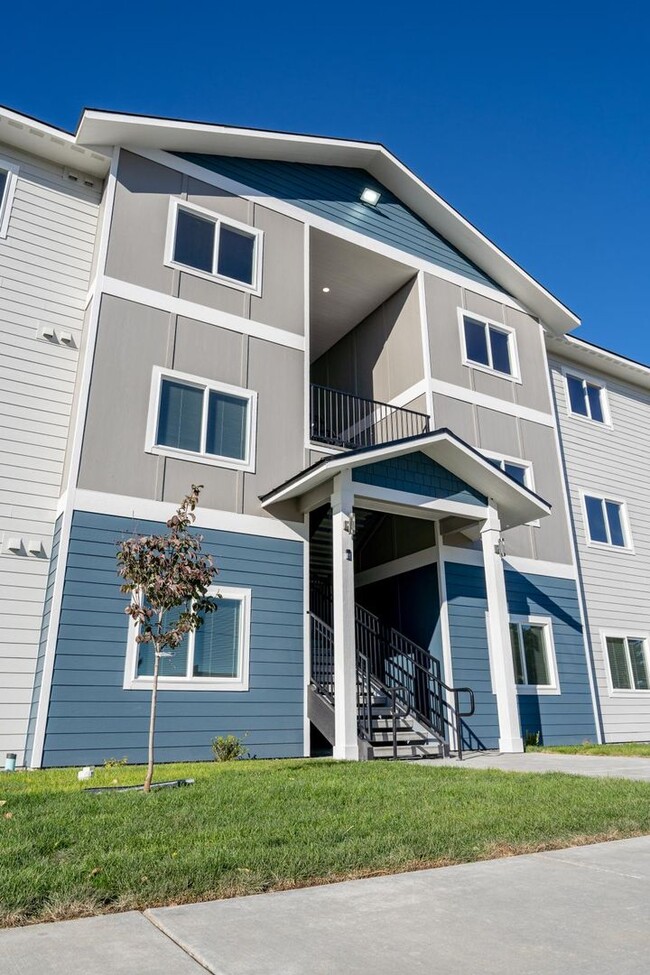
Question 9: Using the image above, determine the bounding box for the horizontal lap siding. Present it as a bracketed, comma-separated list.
[176, 154, 501, 291]
[551, 359, 650, 741]
[40, 511, 305, 766]
[505, 568, 597, 745]
[0, 142, 101, 762]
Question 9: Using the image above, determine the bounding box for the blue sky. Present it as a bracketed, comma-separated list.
[3, 2, 648, 361]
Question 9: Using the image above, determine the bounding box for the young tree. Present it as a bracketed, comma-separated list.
[116, 485, 217, 792]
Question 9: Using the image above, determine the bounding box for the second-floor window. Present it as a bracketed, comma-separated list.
[146, 367, 257, 472]
[605, 634, 649, 691]
[0, 159, 18, 239]
[566, 372, 608, 424]
[168, 199, 263, 293]
[583, 494, 629, 548]
[461, 313, 518, 379]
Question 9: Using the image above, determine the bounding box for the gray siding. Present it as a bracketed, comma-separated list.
[550, 356, 650, 741]
[0, 141, 101, 760]
[39, 511, 305, 766]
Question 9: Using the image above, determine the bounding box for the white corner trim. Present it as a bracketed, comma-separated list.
[0, 158, 19, 239]
[417, 271, 435, 422]
[144, 365, 258, 473]
[164, 196, 264, 296]
[100, 274, 305, 352]
[71, 489, 308, 541]
[429, 377, 555, 427]
[123, 585, 252, 692]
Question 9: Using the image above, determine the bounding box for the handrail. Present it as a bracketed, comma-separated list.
[310, 383, 430, 450]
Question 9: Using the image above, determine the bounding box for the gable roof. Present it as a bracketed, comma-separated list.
[75, 109, 580, 335]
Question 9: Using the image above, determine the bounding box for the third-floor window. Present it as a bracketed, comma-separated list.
[460, 313, 519, 380]
[565, 372, 609, 424]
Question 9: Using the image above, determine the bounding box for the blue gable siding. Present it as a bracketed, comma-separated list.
[176, 153, 501, 291]
[505, 569, 597, 745]
[24, 514, 63, 766]
[353, 452, 486, 507]
[40, 511, 305, 767]
[445, 561, 499, 750]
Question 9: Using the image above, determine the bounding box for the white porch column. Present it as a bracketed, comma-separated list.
[480, 502, 524, 753]
[331, 471, 359, 760]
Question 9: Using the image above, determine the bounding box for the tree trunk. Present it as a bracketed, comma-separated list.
[143, 634, 161, 794]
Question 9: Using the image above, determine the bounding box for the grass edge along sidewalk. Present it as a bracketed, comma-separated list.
[2, 758, 650, 927]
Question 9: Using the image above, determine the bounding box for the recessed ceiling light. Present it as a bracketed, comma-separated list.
[322, 287, 330, 293]
[360, 187, 381, 206]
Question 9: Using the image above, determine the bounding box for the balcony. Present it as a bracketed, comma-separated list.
[310, 384, 430, 451]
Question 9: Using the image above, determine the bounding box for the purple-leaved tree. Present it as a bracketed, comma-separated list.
[116, 485, 217, 792]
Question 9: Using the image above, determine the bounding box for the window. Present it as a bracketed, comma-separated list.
[461, 313, 518, 379]
[566, 373, 608, 424]
[0, 160, 19, 239]
[605, 635, 649, 692]
[509, 619, 558, 691]
[147, 367, 257, 472]
[488, 456, 530, 488]
[125, 587, 251, 691]
[583, 494, 629, 548]
[167, 199, 262, 292]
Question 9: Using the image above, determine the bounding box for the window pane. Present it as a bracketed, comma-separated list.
[206, 391, 248, 460]
[0, 170, 7, 207]
[137, 605, 190, 678]
[464, 317, 489, 366]
[174, 208, 215, 272]
[607, 637, 631, 689]
[504, 462, 527, 486]
[489, 327, 512, 375]
[157, 380, 203, 453]
[628, 639, 648, 690]
[586, 384, 604, 422]
[522, 624, 551, 686]
[509, 624, 525, 684]
[194, 598, 241, 677]
[605, 501, 625, 547]
[217, 225, 255, 284]
[585, 495, 608, 543]
[567, 375, 588, 416]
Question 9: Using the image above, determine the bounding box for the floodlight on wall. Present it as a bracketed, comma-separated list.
[360, 187, 381, 206]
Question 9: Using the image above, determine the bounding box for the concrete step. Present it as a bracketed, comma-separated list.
[369, 741, 444, 760]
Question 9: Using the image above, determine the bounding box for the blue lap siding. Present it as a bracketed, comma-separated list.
[39, 511, 305, 767]
[175, 153, 502, 291]
[352, 453, 486, 506]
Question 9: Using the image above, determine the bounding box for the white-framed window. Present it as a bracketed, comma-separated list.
[0, 159, 19, 239]
[458, 309, 520, 381]
[165, 198, 263, 294]
[124, 586, 251, 692]
[602, 632, 650, 693]
[581, 492, 631, 549]
[509, 616, 559, 693]
[146, 366, 258, 472]
[565, 371, 610, 425]
[483, 452, 539, 526]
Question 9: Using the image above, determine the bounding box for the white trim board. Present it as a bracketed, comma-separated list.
[99, 275, 305, 352]
[442, 544, 577, 580]
[354, 545, 438, 588]
[429, 377, 555, 427]
[72, 489, 308, 542]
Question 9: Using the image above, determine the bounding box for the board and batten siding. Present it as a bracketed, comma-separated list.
[38, 511, 305, 767]
[0, 142, 102, 763]
[550, 357, 650, 742]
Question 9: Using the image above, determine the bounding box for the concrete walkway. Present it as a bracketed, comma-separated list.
[431, 750, 650, 780]
[3, 836, 650, 974]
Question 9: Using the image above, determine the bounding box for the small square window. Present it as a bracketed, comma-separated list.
[169, 201, 261, 292]
[566, 373, 607, 424]
[148, 368, 257, 471]
[606, 635, 649, 691]
[584, 495, 629, 548]
[462, 315, 516, 377]
[510, 620, 556, 689]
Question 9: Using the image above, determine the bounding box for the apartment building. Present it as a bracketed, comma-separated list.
[0, 105, 647, 767]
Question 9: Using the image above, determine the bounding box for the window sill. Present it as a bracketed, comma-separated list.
[567, 410, 613, 430]
[516, 685, 561, 696]
[146, 444, 255, 474]
[462, 359, 522, 385]
[165, 258, 262, 297]
[124, 676, 249, 692]
[585, 540, 634, 554]
[607, 689, 650, 697]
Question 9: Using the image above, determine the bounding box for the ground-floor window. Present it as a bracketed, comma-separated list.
[509, 617, 559, 693]
[604, 634, 649, 691]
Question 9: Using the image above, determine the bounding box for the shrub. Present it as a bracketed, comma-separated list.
[212, 734, 249, 762]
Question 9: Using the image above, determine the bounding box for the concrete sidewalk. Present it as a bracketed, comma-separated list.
[3, 836, 650, 974]
[431, 750, 650, 780]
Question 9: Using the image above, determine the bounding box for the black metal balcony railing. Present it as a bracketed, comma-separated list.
[310, 384, 430, 451]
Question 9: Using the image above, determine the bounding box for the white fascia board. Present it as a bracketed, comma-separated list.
[0, 106, 109, 177]
[74, 111, 579, 334]
[261, 431, 550, 529]
[547, 334, 650, 391]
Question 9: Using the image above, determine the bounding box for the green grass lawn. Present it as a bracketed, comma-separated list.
[530, 742, 650, 758]
[2, 758, 650, 927]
